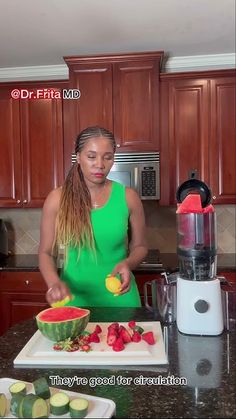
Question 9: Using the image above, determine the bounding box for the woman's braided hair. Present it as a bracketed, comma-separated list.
[54, 126, 116, 253]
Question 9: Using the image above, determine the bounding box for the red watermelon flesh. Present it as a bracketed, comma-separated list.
[176, 194, 202, 213]
[39, 307, 87, 322]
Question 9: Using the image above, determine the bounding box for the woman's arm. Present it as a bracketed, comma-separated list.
[38, 188, 72, 303]
[111, 187, 148, 293]
[125, 187, 148, 269]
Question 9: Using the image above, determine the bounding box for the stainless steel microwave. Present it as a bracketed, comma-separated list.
[71, 151, 160, 200]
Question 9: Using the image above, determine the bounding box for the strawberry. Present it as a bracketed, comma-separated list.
[142, 331, 155, 345]
[53, 344, 63, 351]
[108, 322, 119, 332]
[80, 335, 90, 344]
[112, 337, 125, 352]
[80, 344, 91, 352]
[128, 320, 136, 329]
[119, 326, 132, 343]
[94, 324, 102, 334]
[89, 332, 100, 343]
[131, 331, 142, 342]
[107, 334, 117, 346]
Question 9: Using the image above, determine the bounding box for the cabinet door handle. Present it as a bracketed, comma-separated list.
[17, 200, 21, 204]
[25, 280, 30, 285]
[23, 199, 27, 204]
[116, 144, 121, 148]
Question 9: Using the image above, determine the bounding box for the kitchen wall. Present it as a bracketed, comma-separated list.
[0, 204, 235, 255]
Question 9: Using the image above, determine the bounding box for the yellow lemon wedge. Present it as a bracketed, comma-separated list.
[51, 295, 71, 308]
[105, 275, 122, 295]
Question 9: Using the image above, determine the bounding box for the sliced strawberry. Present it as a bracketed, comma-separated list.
[53, 344, 63, 351]
[89, 332, 100, 343]
[131, 331, 142, 342]
[80, 344, 91, 352]
[107, 334, 117, 346]
[112, 337, 125, 352]
[66, 346, 79, 352]
[94, 324, 102, 334]
[142, 331, 155, 345]
[119, 326, 132, 343]
[108, 322, 119, 332]
[80, 335, 90, 344]
[128, 320, 136, 329]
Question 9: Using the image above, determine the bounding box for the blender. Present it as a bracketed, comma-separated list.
[176, 178, 224, 336]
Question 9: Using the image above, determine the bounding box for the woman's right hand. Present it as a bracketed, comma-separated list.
[46, 281, 72, 305]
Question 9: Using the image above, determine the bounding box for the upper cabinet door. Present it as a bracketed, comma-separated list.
[20, 92, 64, 207]
[0, 82, 65, 208]
[71, 62, 113, 132]
[210, 77, 236, 204]
[113, 60, 160, 151]
[63, 61, 113, 174]
[0, 88, 22, 207]
[160, 77, 209, 204]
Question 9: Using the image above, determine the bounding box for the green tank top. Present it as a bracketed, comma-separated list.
[61, 181, 141, 307]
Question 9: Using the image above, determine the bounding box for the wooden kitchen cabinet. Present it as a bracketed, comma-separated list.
[0, 81, 67, 208]
[0, 271, 49, 335]
[160, 69, 236, 205]
[64, 52, 163, 175]
[209, 76, 236, 204]
[218, 271, 236, 283]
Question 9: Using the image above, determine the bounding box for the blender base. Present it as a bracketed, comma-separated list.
[177, 277, 224, 336]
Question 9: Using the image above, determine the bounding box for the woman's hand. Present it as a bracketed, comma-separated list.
[111, 260, 131, 294]
[46, 280, 72, 305]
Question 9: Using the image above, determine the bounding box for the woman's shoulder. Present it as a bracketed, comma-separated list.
[125, 187, 141, 210]
[43, 187, 62, 211]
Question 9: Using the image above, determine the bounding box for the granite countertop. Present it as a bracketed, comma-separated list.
[0, 307, 235, 418]
[0, 253, 235, 272]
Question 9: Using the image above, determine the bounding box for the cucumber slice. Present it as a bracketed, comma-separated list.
[0, 393, 7, 418]
[50, 392, 70, 416]
[19, 394, 48, 418]
[69, 398, 89, 418]
[9, 381, 27, 396]
[10, 393, 24, 417]
[33, 377, 50, 400]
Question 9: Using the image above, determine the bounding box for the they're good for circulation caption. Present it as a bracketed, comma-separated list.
[49, 374, 187, 388]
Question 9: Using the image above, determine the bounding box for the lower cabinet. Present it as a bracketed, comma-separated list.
[0, 271, 49, 335]
[135, 272, 162, 306]
[218, 271, 236, 284]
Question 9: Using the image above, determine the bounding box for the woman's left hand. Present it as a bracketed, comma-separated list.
[111, 260, 131, 294]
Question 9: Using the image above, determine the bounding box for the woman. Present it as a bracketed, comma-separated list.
[39, 126, 148, 307]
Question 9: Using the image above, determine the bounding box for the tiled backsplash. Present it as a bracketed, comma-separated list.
[0, 204, 235, 255]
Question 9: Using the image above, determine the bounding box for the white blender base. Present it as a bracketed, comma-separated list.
[177, 277, 224, 336]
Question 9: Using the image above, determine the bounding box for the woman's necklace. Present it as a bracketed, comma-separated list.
[91, 181, 107, 209]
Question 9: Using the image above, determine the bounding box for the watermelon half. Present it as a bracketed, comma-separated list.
[36, 307, 90, 341]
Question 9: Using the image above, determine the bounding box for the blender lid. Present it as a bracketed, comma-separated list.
[176, 179, 212, 208]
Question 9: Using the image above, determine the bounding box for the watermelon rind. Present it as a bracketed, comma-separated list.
[36, 307, 90, 341]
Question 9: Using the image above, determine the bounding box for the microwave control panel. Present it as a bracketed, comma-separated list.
[141, 167, 157, 197]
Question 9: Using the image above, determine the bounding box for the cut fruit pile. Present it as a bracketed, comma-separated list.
[52, 321, 156, 352]
[0, 377, 89, 418]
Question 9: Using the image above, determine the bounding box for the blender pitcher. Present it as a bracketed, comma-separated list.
[175, 178, 224, 336]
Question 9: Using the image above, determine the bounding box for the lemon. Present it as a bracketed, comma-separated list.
[105, 275, 122, 295]
[51, 295, 71, 308]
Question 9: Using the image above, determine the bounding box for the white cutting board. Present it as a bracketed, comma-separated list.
[0, 378, 116, 418]
[14, 321, 168, 367]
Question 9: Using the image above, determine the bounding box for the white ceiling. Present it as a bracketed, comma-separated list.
[0, 0, 235, 71]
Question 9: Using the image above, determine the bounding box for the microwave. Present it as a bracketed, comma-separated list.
[71, 151, 160, 200]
